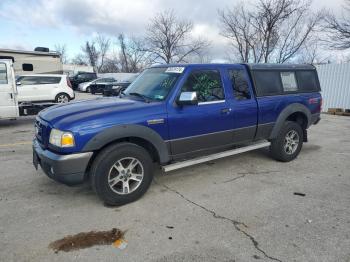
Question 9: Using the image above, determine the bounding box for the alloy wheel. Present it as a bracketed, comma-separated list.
[107, 157, 144, 195]
[57, 94, 69, 103]
[284, 130, 299, 155]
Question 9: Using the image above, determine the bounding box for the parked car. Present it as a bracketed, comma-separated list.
[89, 78, 119, 94]
[78, 77, 117, 94]
[103, 75, 139, 97]
[33, 63, 321, 206]
[78, 78, 117, 93]
[69, 72, 97, 90]
[16, 74, 74, 103]
[102, 82, 132, 97]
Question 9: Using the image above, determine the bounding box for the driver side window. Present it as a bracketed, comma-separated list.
[181, 70, 224, 103]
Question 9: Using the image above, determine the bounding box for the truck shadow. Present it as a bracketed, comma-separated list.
[0, 117, 36, 128]
[301, 144, 322, 153]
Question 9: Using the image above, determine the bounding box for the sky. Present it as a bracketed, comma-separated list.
[0, 0, 345, 62]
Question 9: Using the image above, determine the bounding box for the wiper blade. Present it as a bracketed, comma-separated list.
[128, 92, 151, 103]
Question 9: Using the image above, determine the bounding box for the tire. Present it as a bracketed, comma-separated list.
[55, 93, 70, 103]
[86, 87, 91, 93]
[270, 121, 303, 162]
[90, 142, 154, 206]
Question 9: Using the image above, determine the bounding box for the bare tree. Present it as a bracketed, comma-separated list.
[81, 34, 111, 72]
[82, 41, 98, 71]
[275, 9, 324, 63]
[100, 58, 120, 73]
[297, 37, 330, 64]
[219, 5, 261, 63]
[324, 0, 350, 50]
[118, 34, 129, 72]
[118, 33, 149, 72]
[219, 0, 322, 63]
[145, 10, 209, 64]
[96, 35, 110, 72]
[71, 54, 87, 65]
[54, 44, 68, 64]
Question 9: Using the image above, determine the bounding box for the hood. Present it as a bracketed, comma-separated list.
[39, 97, 163, 131]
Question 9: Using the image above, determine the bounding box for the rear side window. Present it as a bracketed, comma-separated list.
[18, 76, 61, 85]
[228, 69, 250, 100]
[253, 71, 283, 96]
[0, 63, 8, 84]
[83, 73, 96, 80]
[296, 71, 319, 92]
[37, 77, 61, 84]
[280, 72, 297, 92]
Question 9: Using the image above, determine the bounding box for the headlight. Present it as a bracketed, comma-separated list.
[112, 85, 122, 90]
[49, 128, 75, 147]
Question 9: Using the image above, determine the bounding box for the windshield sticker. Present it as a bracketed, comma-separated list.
[165, 67, 185, 74]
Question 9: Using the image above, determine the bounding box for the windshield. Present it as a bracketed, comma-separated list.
[124, 67, 183, 101]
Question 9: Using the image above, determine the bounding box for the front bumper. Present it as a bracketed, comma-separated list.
[33, 139, 93, 185]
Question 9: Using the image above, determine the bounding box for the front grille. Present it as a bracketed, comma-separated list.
[35, 118, 51, 149]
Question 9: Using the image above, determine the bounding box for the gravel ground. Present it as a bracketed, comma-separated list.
[0, 93, 349, 262]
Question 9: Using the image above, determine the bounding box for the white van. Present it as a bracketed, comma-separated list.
[16, 74, 75, 103]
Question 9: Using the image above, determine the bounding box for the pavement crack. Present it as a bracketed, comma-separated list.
[155, 179, 282, 262]
[222, 170, 280, 184]
[222, 174, 246, 183]
[237, 171, 280, 175]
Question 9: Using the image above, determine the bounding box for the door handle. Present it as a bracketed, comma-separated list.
[9, 93, 13, 99]
[221, 108, 232, 114]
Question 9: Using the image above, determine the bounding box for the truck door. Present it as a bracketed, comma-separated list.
[167, 67, 234, 157]
[224, 66, 258, 143]
[0, 60, 18, 119]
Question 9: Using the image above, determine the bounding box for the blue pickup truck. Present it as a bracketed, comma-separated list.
[33, 63, 322, 205]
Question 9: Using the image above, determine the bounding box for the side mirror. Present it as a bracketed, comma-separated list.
[16, 81, 21, 86]
[177, 91, 198, 106]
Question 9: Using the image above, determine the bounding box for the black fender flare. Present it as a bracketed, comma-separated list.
[269, 103, 311, 139]
[82, 124, 170, 164]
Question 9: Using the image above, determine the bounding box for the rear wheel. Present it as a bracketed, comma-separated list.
[55, 93, 70, 103]
[270, 121, 303, 162]
[90, 142, 154, 206]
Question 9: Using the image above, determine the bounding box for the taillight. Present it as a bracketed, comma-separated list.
[66, 77, 72, 89]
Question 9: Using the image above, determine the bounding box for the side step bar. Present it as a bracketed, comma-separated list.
[162, 141, 271, 172]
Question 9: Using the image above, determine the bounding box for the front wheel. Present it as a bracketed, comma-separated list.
[86, 87, 91, 93]
[90, 142, 154, 206]
[55, 93, 70, 103]
[270, 121, 303, 162]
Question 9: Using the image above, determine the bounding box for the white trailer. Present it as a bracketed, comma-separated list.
[0, 48, 62, 75]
